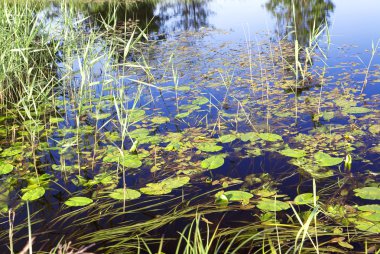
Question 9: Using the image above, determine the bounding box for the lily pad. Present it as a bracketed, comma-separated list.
[161, 176, 190, 189]
[65, 197, 93, 207]
[358, 205, 380, 212]
[314, 152, 343, 167]
[224, 191, 253, 202]
[258, 133, 282, 142]
[343, 107, 371, 114]
[201, 155, 225, 170]
[354, 220, 380, 233]
[195, 142, 223, 152]
[151, 116, 170, 124]
[109, 189, 141, 200]
[354, 187, 380, 200]
[294, 193, 318, 205]
[22, 187, 45, 201]
[240, 132, 260, 142]
[279, 148, 307, 158]
[257, 198, 290, 211]
[175, 111, 190, 119]
[219, 134, 237, 143]
[192, 97, 209, 105]
[0, 161, 13, 175]
[120, 155, 142, 168]
[369, 125, 380, 135]
[140, 176, 190, 196]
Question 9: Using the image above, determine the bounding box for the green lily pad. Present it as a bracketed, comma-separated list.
[369, 144, 380, 153]
[151, 116, 170, 124]
[354, 187, 380, 200]
[258, 133, 282, 142]
[22, 187, 45, 201]
[314, 152, 343, 167]
[354, 220, 380, 233]
[109, 189, 141, 200]
[195, 142, 223, 152]
[192, 97, 209, 105]
[1, 146, 23, 157]
[240, 132, 260, 142]
[224, 191, 253, 202]
[140, 176, 190, 196]
[65, 197, 93, 207]
[358, 212, 380, 222]
[358, 205, 380, 212]
[201, 155, 225, 170]
[257, 198, 290, 211]
[294, 193, 318, 205]
[322, 112, 334, 121]
[120, 154, 142, 168]
[343, 107, 371, 114]
[369, 125, 380, 135]
[0, 161, 13, 175]
[219, 134, 237, 143]
[279, 148, 307, 158]
[161, 176, 190, 189]
[49, 117, 65, 124]
[175, 111, 190, 119]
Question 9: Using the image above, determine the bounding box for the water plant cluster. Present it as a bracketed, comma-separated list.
[0, 0, 379, 253]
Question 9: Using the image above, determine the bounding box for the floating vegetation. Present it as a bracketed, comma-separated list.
[0, 0, 379, 253]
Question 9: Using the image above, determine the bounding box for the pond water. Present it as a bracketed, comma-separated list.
[0, 0, 379, 253]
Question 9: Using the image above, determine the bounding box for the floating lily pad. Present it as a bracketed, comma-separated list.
[258, 133, 282, 142]
[257, 198, 290, 211]
[1, 146, 23, 157]
[219, 134, 237, 143]
[358, 212, 380, 222]
[369, 125, 380, 135]
[161, 176, 190, 189]
[195, 142, 223, 152]
[322, 112, 334, 121]
[314, 152, 343, 167]
[120, 154, 142, 168]
[151, 116, 170, 124]
[0, 161, 13, 175]
[354, 220, 380, 233]
[358, 205, 380, 212]
[192, 97, 209, 105]
[224, 191, 253, 202]
[343, 107, 371, 114]
[294, 193, 318, 205]
[109, 188, 141, 200]
[369, 144, 380, 153]
[354, 187, 380, 200]
[175, 111, 190, 119]
[240, 132, 260, 142]
[49, 117, 65, 124]
[65, 197, 93, 207]
[201, 155, 225, 170]
[279, 148, 307, 158]
[140, 176, 190, 196]
[22, 187, 45, 201]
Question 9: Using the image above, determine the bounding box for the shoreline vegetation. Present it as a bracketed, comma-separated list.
[0, 0, 379, 253]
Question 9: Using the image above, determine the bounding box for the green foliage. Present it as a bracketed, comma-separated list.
[65, 197, 94, 207]
[354, 187, 380, 200]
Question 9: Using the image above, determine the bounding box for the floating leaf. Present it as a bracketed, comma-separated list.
[354, 187, 380, 200]
[192, 97, 209, 105]
[294, 193, 318, 205]
[201, 155, 225, 170]
[354, 220, 380, 233]
[343, 107, 371, 114]
[140, 183, 171, 195]
[65, 197, 93, 207]
[314, 152, 343, 167]
[0, 161, 13, 175]
[1, 146, 23, 157]
[358, 212, 380, 222]
[22, 187, 45, 201]
[279, 148, 307, 158]
[109, 189, 141, 200]
[257, 199, 290, 211]
[358, 205, 380, 212]
[224, 191, 253, 202]
[322, 112, 334, 121]
[258, 133, 282, 142]
[49, 117, 65, 124]
[219, 134, 237, 143]
[161, 176, 190, 189]
[195, 142, 223, 152]
[120, 155, 142, 168]
[369, 144, 380, 153]
[151, 116, 170, 124]
[175, 111, 190, 119]
[369, 125, 380, 135]
[240, 132, 260, 142]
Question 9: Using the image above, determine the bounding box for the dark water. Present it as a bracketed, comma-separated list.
[1, 0, 380, 253]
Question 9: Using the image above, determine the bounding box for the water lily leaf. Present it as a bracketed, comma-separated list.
[65, 197, 93, 207]
[151, 116, 170, 124]
[1, 146, 23, 157]
[369, 144, 380, 153]
[354, 187, 380, 200]
[343, 107, 371, 114]
[240, 132, 260, 142]
[192, 97, 209, 105]
[224, 191, 253, 202]
[175, 111, 190, 119]
[219, 134, 237, 143]
[127, 109, 145, 122]
[258, 133, 282, 142]
[354, 220, 380, 233]
[358, 205, 380, 212]
[140, 183, 172, 195]
[279, 148, 307, 158]
[314, 152, 343, 167]
[120, 155, 142, 168]
[358, 212, 380, 222]
[215, 192, 229, 206]
[369, 125, 380, 135]
[257, 199, 290, 211]
[109, 188, 141, 200]
[252, 189, 276, 197]
[22, 187, 45, 201]
[322, 112, 334, 121]
[195, 142, 223, 152]
[0, 161, 13, 175]
[201, 155, 225, 170]
[49, 117, 65, 124]
[161, 176, 190, 189]
[294, 193, 318, 205]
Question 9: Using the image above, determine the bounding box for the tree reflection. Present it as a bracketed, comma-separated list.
[265, 0, 335, 45]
